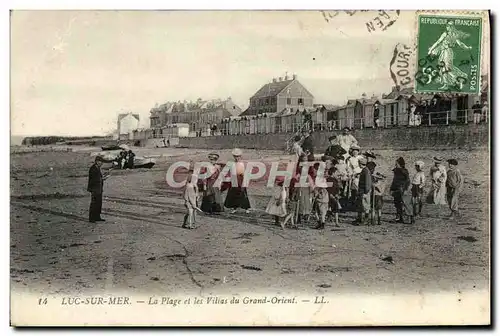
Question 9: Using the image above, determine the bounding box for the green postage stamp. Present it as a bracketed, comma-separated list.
[415, 13, 482, 94]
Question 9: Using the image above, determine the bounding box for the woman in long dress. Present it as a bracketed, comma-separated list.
[427, 21, 473, 90]
[198, 153, 224, 214]
[295, 154, 315, 224]
[224, 148, 251, 214]
[427, 157, 448, 205]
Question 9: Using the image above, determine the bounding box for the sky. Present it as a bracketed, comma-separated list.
[10, 10, 490, 137]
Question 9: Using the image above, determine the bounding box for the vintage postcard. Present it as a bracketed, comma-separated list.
[10, 10, 490, 326]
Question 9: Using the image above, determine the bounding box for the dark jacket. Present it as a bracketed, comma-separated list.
[390, 167, 410, 193]
[87, 164, 103, 194]
[301, 136, 314, 155]
[472, 104, 482, 114]
[324, 144, 346, 159]
[358, 166, 373, 194]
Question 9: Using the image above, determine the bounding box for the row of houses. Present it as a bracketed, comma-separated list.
[214, 87, 486, 136]
[149, 97, 242, 134]
[135, 73, 487, 140]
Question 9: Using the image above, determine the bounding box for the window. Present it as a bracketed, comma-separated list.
[287, 98, 291, 105]
[298, 98, 304, 105]
[266, 98, 270, 105]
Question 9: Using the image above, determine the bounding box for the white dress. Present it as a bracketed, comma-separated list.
[266, 187, 287, 217]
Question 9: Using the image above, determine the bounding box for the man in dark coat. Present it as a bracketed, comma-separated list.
[428, 97, 440, 125]
[126, 150, 135, 169]
[301, 130, 314, 156]
[390, 157, 411, 223]
[87, 156, 108, 222]
[324, 135, 346, 160]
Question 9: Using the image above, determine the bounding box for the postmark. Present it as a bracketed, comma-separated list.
[320, 10, 400, 33]
[415, 13, 482, 94]
[389, 43, 417, 89]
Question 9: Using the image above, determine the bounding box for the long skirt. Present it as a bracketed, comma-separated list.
[297, 187, 312, 215]
[200, 185, 224, 213]
[224, 186, 251, 210]
[427, 183, 447, 205]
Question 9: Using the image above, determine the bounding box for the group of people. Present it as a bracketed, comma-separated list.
[180, 126, 464, 230]
[271, 127, 465, 229]
[115, 150, 135, 169]
[87, 133, 464, 230]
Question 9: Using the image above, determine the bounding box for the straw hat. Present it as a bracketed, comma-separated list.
[208, 153, 220, 160]
[232, 148, 243, 156]
[415, 160, 425, 168]
[350, 144, 360, 151]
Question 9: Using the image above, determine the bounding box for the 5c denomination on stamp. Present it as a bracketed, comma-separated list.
[415, 13, 482, 94]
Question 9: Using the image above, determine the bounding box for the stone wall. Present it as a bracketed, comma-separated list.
[175, 124, 488, 151]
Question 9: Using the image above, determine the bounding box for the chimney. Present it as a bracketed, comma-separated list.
[272, 78, 277, 83]
[278, 77, 283, 82]
[292, 74, 297, 80]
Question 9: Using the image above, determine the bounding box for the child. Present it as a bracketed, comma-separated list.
[411, 161, 426, 223]
[312, 177, 330, 230]
[265, 177, 288, 229]
[446, 159, 463, 218]
[372, 172, 386, 225]
[182, 171, 199, 229]
[326, 167, 342, 227]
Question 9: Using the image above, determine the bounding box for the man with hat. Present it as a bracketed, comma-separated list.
[446, 159, 463, 218]
[87, 156, 109, 223]
[224, 148, 251, 214]
[198, 153, 224, 214]
[324, 135, 347, 161]
[363, 150, 377, 163]
[390, 157, 411, 223]
[354, 156, 373, 225]
[338, 127, 358, 155]
[301, 130, 314, 156]
[427, 156, 447, 205]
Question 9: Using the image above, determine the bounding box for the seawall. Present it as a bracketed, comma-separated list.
[176, 124, 489, 151]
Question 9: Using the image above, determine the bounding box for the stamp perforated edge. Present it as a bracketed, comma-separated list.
[412, 10, 489, 96]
